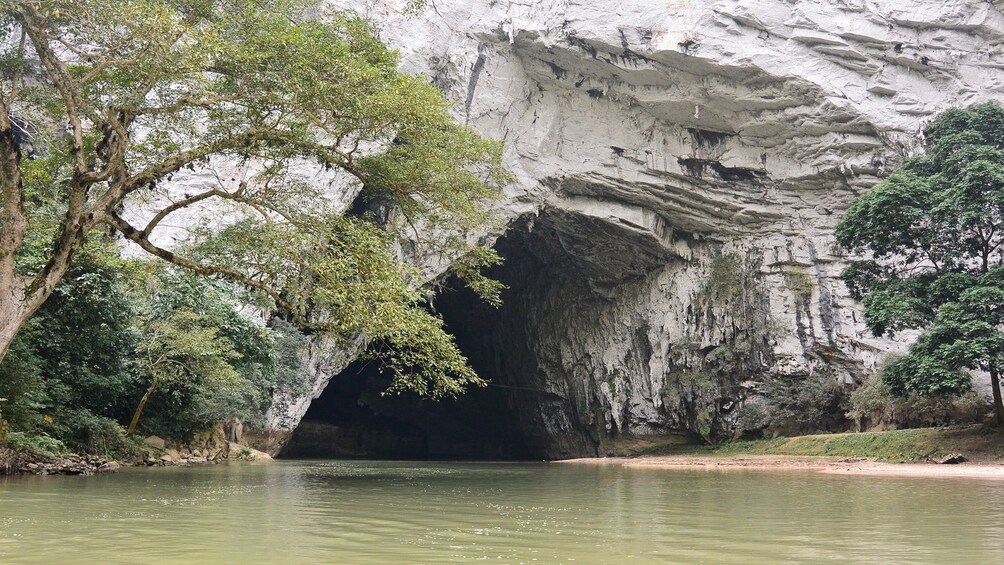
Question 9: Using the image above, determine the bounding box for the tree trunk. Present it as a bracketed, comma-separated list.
[0, 274, 62, 365]
[1, 109, 26, 365]
[0, 319, 19, 364]
[990, 366, 1004, 428]
[0, 286, 29, 364]
[126, 376, 159, 436]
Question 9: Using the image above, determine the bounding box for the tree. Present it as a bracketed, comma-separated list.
[0, 0, 507, 395]
[127, 309, 241, 436]
[836, 101, 1004, 425]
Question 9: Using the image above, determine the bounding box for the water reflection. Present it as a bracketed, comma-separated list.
[2, 461, 1003, 563]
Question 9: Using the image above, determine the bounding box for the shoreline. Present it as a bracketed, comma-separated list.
[1, 432, 273, 477]
[558, 454, 1004, 480]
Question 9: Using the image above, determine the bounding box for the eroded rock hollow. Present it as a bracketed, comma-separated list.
[273, 0, 1004, 458]
[288, 207, 772, 459]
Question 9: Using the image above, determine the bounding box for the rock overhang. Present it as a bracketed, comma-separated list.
[267, 0, 1004, 453]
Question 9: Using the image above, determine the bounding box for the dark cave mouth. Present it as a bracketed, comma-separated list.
[279, 208, 679, 461]
[277, 357, 534, 460]
[280, 215, 547, 461]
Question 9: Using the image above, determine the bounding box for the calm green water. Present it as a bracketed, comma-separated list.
[2, 460, 1003, 564]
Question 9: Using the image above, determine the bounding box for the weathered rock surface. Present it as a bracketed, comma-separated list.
[144, 435, 166, 450]
[15, 454, 120, 476]
[270, 0, 1004, 457]
[140, 424, 274, 466]
[936, 453, 968, 465]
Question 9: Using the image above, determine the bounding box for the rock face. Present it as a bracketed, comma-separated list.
[276, 0, 1004, 457]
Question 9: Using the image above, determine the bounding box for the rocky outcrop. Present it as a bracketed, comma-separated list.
[143, 425, 274, 465]
[272, 0, 1004, 457]
[3, 451, 121, 476]
[0, 426, 272, 476]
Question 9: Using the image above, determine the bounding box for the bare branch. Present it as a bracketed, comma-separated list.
[2, 29, 27, 106]
[142, 187, 232, 234]
[18, 6, 101, 174]
[102, 211, 325, 331]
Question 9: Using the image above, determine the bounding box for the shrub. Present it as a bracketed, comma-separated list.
[736, 374, 851, 437]
[0, 333, 47, 432]
[4, 432, 69, 458]
[848, 374, 987, 429]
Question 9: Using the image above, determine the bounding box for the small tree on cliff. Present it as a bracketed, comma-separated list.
[836, 101, 1004, 426]
[0, 0, 507, 395]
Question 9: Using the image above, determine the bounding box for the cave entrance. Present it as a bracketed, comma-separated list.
[280, 205, 678, 460]
[277, 355, 529, 459]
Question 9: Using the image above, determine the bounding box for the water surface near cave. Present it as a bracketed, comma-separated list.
[2, 460, 1003, 563]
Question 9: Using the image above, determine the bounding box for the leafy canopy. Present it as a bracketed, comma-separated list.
[0, 0, 509, 396]
[836, 102, 1004, 398]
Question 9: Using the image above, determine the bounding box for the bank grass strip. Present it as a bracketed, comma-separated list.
[642, 425, 1004, 463]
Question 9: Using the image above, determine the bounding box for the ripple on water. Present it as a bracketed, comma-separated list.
[2, 461, 1004, 563]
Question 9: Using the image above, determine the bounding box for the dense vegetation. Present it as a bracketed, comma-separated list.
[0, 0, 506, 376]
[1, 241, 315, 457]
[837, 101, 1004, 426]
[0, 0, 506, 456]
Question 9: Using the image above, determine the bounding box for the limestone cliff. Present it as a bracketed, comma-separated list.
[270, 0, 1004, 457]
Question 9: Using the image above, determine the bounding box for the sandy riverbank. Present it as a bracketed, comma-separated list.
[559, 454, 1004, 480]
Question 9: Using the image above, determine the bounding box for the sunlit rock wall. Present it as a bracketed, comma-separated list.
[272, 0, 1004, 455]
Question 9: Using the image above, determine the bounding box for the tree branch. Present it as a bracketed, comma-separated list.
[102, 211, 325, 332]
[2, 29, 27, 106]
[18, 6, 100, 173]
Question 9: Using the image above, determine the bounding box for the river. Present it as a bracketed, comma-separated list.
[2, 460, 1003, 563]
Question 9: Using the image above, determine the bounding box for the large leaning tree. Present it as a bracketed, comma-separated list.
[0, 0, 508, 396]
[836, 101, 1004, 426]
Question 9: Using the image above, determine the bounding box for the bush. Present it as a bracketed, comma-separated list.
[0, 255, 314, 454]
[4, 432, 69, 458]
[42, 408, 137, 459]
[0, 333, 47, 432]
[736, 374, 851, 437]
[848, 374, 987, 429]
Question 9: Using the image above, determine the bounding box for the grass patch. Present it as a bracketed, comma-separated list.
[3, 432, 70, 459]
[635, 426, 1004, 463]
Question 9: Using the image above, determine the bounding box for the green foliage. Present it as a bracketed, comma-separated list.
[0, 245, 140, 452]
[0, 334, 46, 432]
[782, 271, 813, 298]
[34, 255, 137, 418]
[43, 409, 134, 458]
[737, 375, 850, 436]
[881, 281, 1004, 395]
[448, 246, 507, 308]
[848, 373, 986, 429]
[701, 253, 744, 305]
[697, 428, 962, 463]
[666, 370, 712, 389]
[130, 310, 241, 431]
[128, 268, 310, 437]
[0, 249, 317, 449]
[266, 318, 314, 417]
[4, 431, 69, 458]
[2, 0, 507, 400]
[836, 102, 1004, 405]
